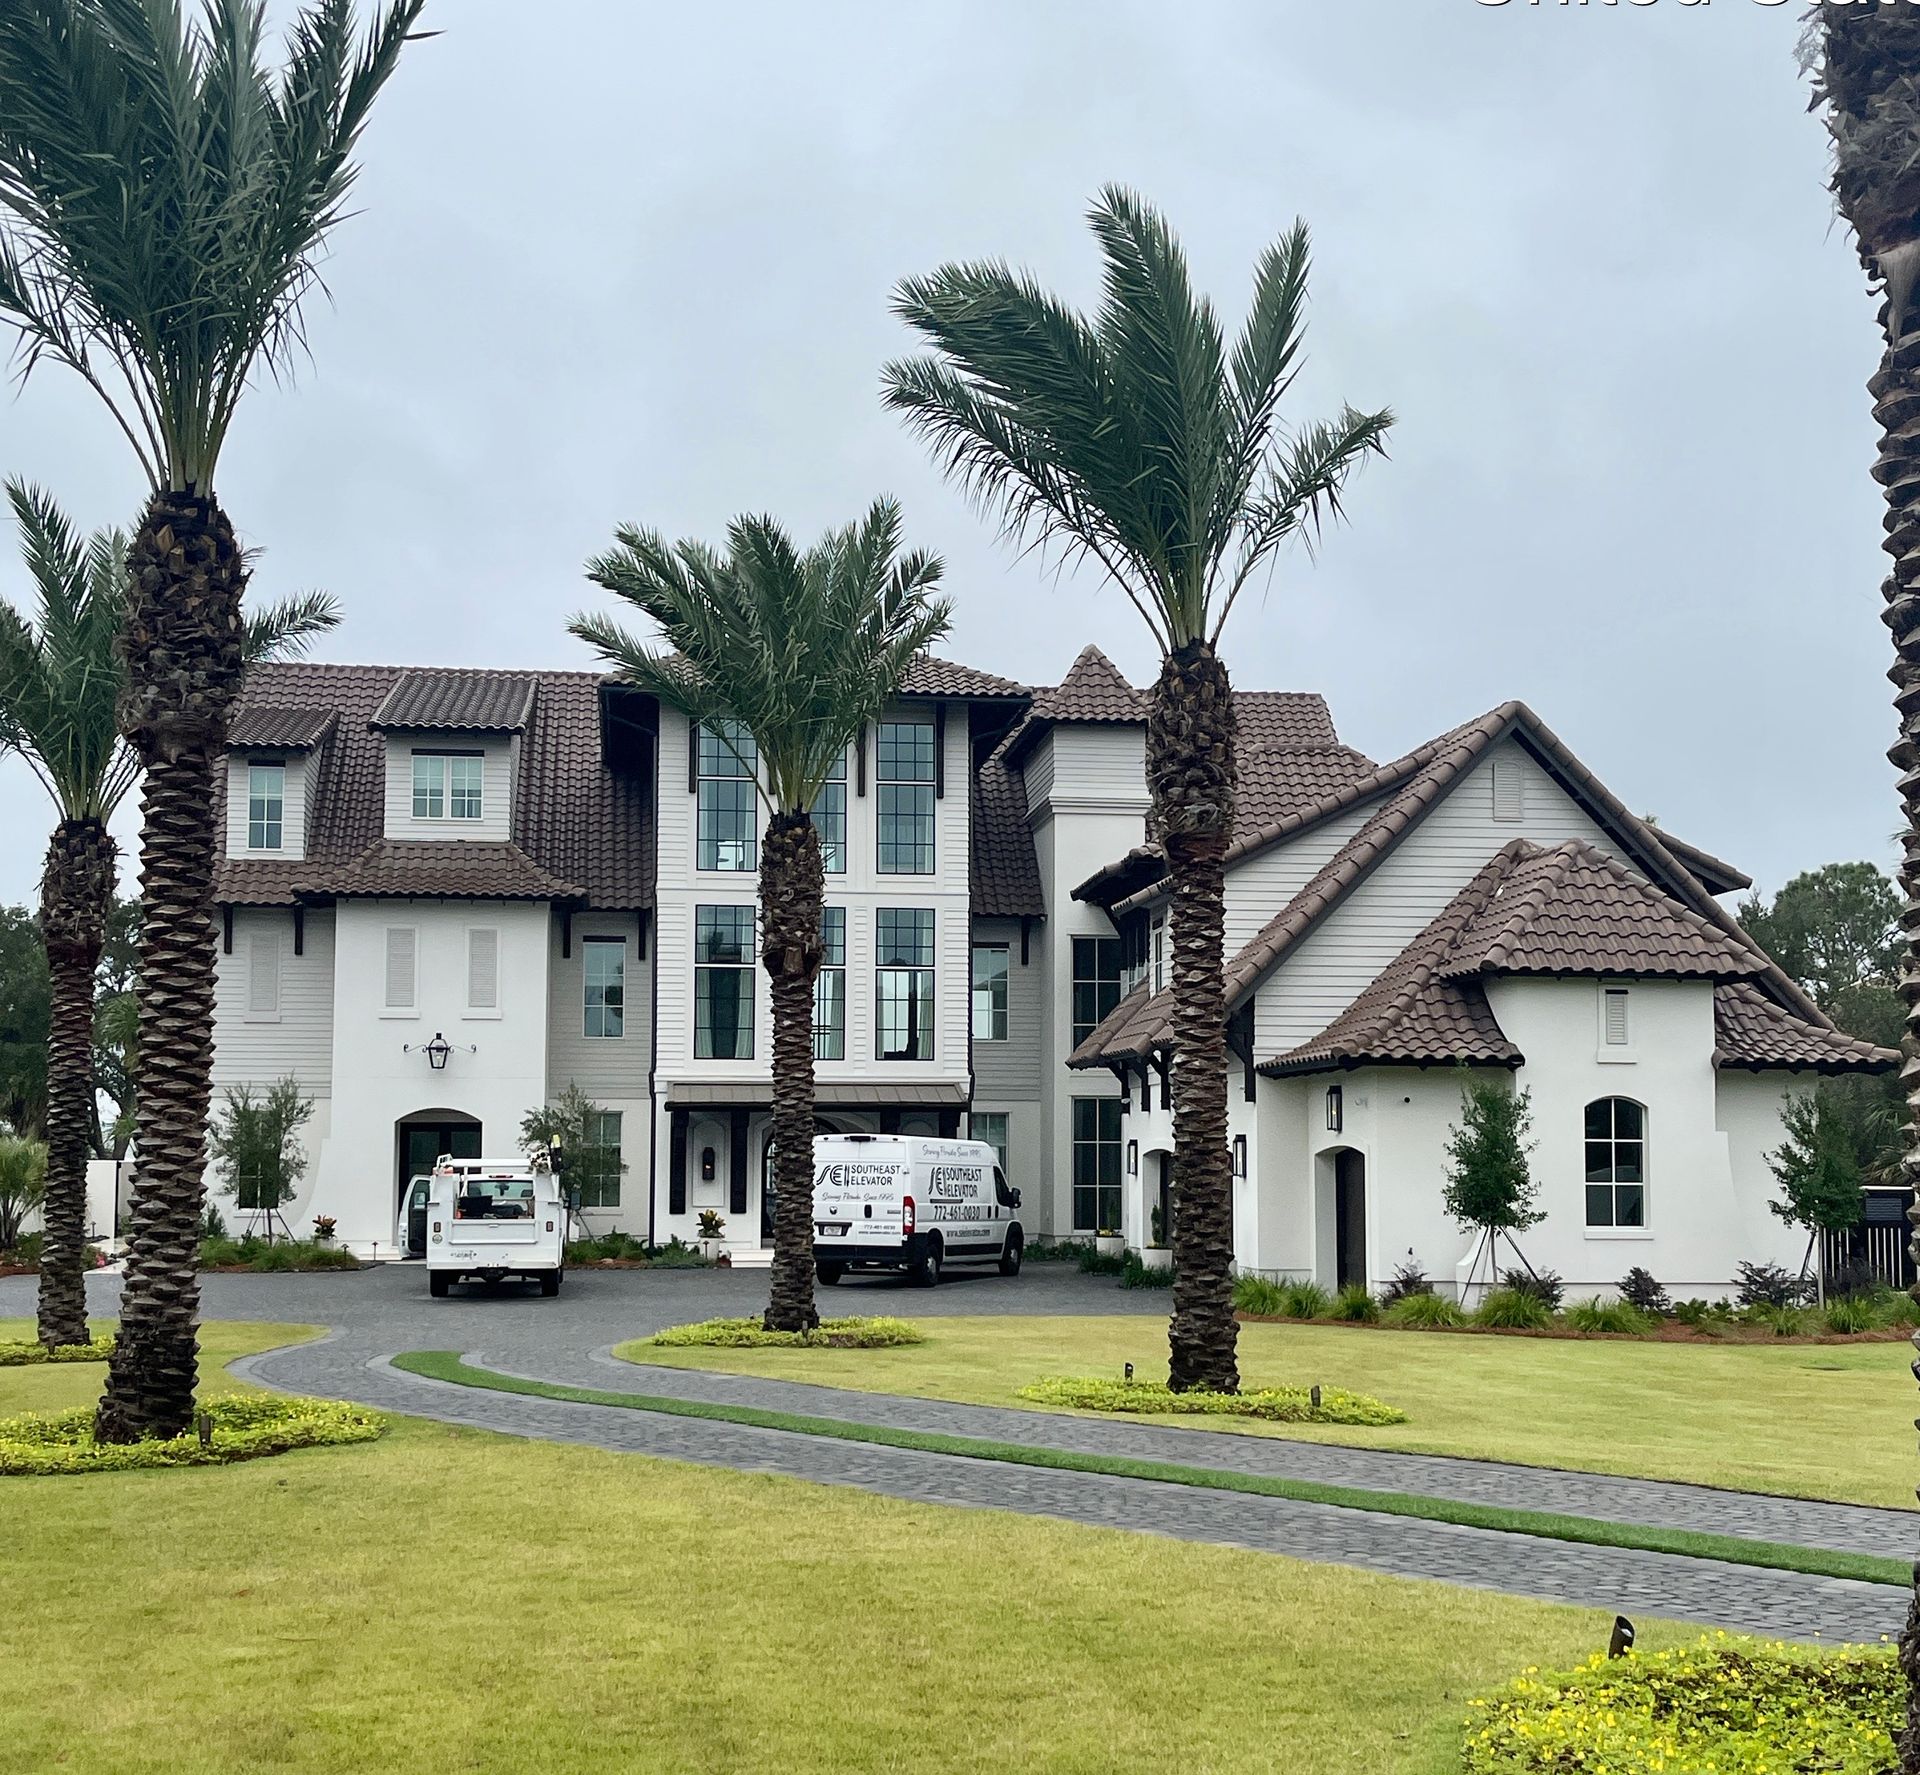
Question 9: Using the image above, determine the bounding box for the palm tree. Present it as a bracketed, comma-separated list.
[0, 481, 338, 1351]
[884, 188, 1391, 1392]
[0, 0, 424, 1438]
[573, 500, 949, 1332]
[1808, 14, 1920, 1765]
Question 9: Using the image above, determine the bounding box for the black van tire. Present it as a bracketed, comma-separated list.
[914, 1239, 942, 1287]
[816, 1261, 844, 1285]
[429, 1272, 450, 1298]
[540, 1271, 561, 1297]
[998, 1230, 1024, 1277]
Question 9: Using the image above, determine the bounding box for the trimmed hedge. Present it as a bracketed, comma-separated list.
[0, 1393, 384, 1476]
[1463, 1636, 1898, 1775]
[1016, 1376, 1407, 1427]
[647, 1316, 925, 1350]
[199, 1236, 360, 1272]
[0, 1336, 114, 1367]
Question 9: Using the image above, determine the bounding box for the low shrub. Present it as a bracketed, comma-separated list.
[1823, 1294, 1885, 1335]
[0, 1336, 114, 1367]
[1734, 1260, 1815, 1310]
[1475, 1287, 1553, 1331]
[198, 1235, 359, 1272]
[1827, 1258, 1885, 1302]
[1883, 1290, 1920, 1330]
[1231, 1274, 1291, 1316]
[1076, 1246, 1127, 1277]
[1749, 1303, 1812, 1338]
[1461, 1635, 1897, 1775]
[1382, 1291, 1466, 1329]
[1565, 1296, 1651, 1335]
[0, 1393, 384, 1476]
[1617, 1266, 1673, 1316]
[1026, 1238, 1096, 1263]
[1380, 1255, 1433, 1306]
[1280, 1280, 1332, 1320]
[649, 1236, 709, 1269]
[1328, 1282, 1378, 1323]
[1119, 1251, 1175, 1290]
[1500, 1267, 1564, 1311]
[646, 1316, 925, 1350]
[566, 1231, 652, 1264]
[1016, 1375, 1407, 1427]
[1671, 1298, 1728, 1331]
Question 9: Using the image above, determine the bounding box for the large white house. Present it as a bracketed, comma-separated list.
[208, 647, 1896, 1292]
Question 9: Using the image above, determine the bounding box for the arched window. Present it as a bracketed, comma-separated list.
[1584, 1098, 1645, 1228]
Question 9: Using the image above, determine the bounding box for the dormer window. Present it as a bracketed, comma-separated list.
[413, 752, 483, 822]
[247, 763, 285, 851]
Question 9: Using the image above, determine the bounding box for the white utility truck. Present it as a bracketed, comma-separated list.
[811, 1134, 1023, 1285]
[423, 1156, 565, 1297]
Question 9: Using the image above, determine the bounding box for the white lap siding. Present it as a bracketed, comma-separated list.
[211, 906, 336, 1096]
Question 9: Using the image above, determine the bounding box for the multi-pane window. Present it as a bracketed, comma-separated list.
[1072, 1097, 1123, 1233]
[876, 719, 935, 874]
[876, 908, 935, 1060]
[1072, 936, 1124, 1045]
[573, 1109, 622, 1208]
[247, 763, 285, 851]
[1584, 1098, 1646, 1228]
[972, 1111, 1009, 1173]
[583, 937, 625, 1039]
[411, 752, 484, 821]
[810, 750, 847, 875]
[814, 906, 846, 1061]
[697, 720, 757, 871]
[1151, 918, 1167, 994]
[971, 945, 1009, 1042]
[695, 906, 755, 1059]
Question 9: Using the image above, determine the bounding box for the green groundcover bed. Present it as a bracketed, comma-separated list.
[0, 1336, 114, 1367]
[1463, 1636, 1899, 1775]
[0, 1392, 384, 1475]
[1017, 1375, 1406, 1426]
[647, 1316, 925, 1349]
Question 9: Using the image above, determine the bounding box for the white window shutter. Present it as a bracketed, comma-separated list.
[385, 928, 417, 1009]
[1604, 988, 1629, 1046]
[1491, 758, 1523, 823]
[468, 928, 499, 1010]
[248, 932, 279, 1016]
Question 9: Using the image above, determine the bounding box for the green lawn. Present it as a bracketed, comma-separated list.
[0, 1318, 1680, 1774]
[617, 1313, 1919, 1510]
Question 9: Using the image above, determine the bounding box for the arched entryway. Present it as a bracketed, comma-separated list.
[394, 1110, 481, 1256]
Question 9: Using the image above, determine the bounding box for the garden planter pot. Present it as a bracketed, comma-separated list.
[1096, 1234, 1126, 1259]
[699, 1238, 721, 1263]
[1133, 1246, 1173, 1271]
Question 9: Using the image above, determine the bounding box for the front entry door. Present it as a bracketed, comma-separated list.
[1334, 1150, 1366, 1290]
[398, 1121, 481, 1252]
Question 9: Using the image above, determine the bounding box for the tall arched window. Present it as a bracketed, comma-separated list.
[1584, 1098, 1645, 1228]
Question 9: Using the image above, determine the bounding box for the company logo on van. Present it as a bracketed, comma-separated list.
[929, 1165, 984, 1198]
[818, 1162, 900, 1192]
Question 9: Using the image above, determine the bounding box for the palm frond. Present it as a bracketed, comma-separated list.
[243, 588, 341, 663]
[573, 498, 951, 816]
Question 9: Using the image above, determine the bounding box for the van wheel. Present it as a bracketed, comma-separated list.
[429, 1272, 450, 1298]
[914, 1240, 942, 1287]
[540, 1272, 561, 1297]
[998, 1232, 1023, 1278]
[816, 1261, 844, 1285]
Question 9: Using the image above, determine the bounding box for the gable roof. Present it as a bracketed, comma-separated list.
[1070, 702, 1831, 1066]
[215, 662, 654, 911]
[897, 653, 1029, 701]
[226, 705, 336, 751]
[370, 670, 539, 734]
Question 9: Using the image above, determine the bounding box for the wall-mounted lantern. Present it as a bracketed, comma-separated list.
[403, 1031, 475, 1072]
[1325, 1085, 1343, 1133]
[1127, 1139, 1139, 1177]
[700, 1146, 717, 1183]
[1231, 1134, 1247, 1178]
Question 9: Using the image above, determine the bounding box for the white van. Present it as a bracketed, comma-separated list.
[423, 1157, 566, 1297]
[811, 1134, 1023, 1285]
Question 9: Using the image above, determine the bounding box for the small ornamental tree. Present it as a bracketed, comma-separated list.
[1768, 1090, 1865, 1301]
[520, 1085, 625, 1215]
[1442, 1073, 1542, 1298]
[208, 1080, 313, 1229]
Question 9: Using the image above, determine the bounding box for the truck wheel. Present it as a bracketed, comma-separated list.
[816, 1261, 844, 1285]
[429, 1272, 450, 1298]
[540, 1272, 561, 1297]
[998, 1232, 1024, 1278]
[914, 1240, 942, 1287]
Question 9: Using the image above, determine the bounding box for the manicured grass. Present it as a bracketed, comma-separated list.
[398, 1351, 1909, 1588]
[617, 1312, 1920, 1510]
[0, 1319, 1687, 1773]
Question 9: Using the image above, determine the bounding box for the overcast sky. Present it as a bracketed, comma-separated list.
[0, 0, 1890, 907]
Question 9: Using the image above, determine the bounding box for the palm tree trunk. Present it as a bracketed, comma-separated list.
[95, 491, 247, 1443]
[760, 812, 824, 1334]
[35, 818, 114, 1350]
[1150, 638, 1240, 1394]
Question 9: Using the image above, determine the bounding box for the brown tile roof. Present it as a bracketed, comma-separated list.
[313, 839, 583, 901]
[1067, 980, 1165, 1068]
[226, 706, 336, 750]
[215, 662, 654, 910]
[971, 730, 1046, 918]
[1440, 841, 1766, 981]
[898, 654, 1029, 700]
[1031, 645, 1144, 725]
[1653, 831, 1750, 895]
[370, 669, 539, 733]
[1234, 691, 1340, 751]
[1232, 743, 1379, 845]
[1712, 982, 1901, 1074]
